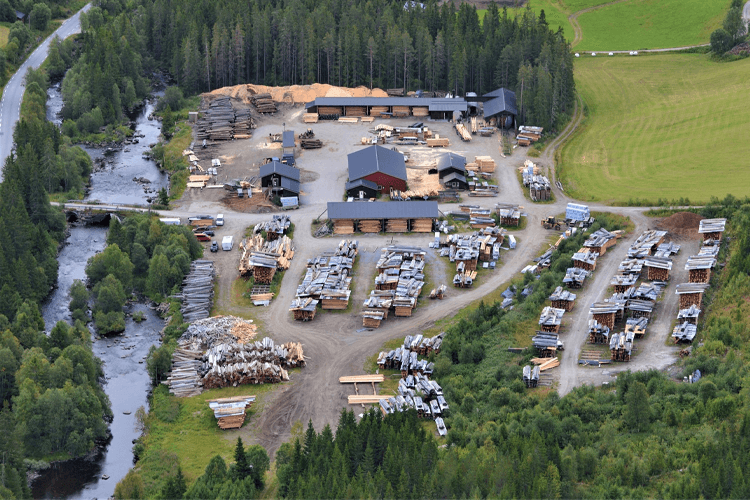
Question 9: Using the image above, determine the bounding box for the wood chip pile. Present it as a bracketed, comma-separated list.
[291, 240, 358, 315]
[196, 96, 255, 141]
[173, 260, 215, 323]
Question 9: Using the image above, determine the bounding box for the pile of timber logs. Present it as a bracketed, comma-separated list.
[250, 93, 277, 113]
[253, 215, 291, 239]
[300, 138, 323, 149]
[195, 97, 255, 141]
[387, 88, 405, 96]
[208, 396, 256, 429]
[587, 320, 610, 344]
[610, 332, 634, 361]
[201, 338, 304, 388]
[178, 315, 259, 351]
[238, 234, 294, 285]
[164, 348, 203, 397]
[455, 123, 471, 141]
[173, 260, 215, 322]
[289, 297, 318, 321]
[390, 188, 439, 201]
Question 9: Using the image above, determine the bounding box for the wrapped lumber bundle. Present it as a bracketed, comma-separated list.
[208, 396, 256, 429]
[303, 113, 319, 123]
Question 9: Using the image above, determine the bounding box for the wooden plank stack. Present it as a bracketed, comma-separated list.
[250, 93, 277, 113]
[455, 123, 471, 141]
[292, 240, 358, 314]
[333, 219, 355, 234]
[475, 156, 496, 173]
[393, 106, 410, 117]
[386, 219, 408, 232]
[358, 219, 382, 233]
[195, 97, 255, 141]
[371, 106, 389, 116]
[362, 246, 426, 326]
[426, 137, 449, 147]
[338, 117, 359, 123]
[318, 106, 343, 115]
[412, 106, 429, 116]
[345, 106, 367, 117]
[303, 113, 319, 123]
[411, 218, 434, 232]
[208, 396, 256, 430]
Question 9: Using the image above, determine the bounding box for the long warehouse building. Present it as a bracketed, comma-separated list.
[306, 97, 468, 120]
[328, 201, 439, 234]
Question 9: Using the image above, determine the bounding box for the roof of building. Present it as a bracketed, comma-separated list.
[483, 88, 518, 117]
[260, 161, 300, 181]
[15, 10, 25, 18]
[345, 178, 379, 192]
[348, 145, 407, 182]
[282, 130, 295, 148]
[441, 172, 467, 185]
[305, 97, 467, 113]
[279, 176, 300, 193]
[437, 152, 466, 173]
[328, 201, 438, 220]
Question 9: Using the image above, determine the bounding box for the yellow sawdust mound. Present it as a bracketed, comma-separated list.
[205, 83, 388, 104]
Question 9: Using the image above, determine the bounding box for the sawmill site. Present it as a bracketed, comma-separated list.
[157, 83, 717, 454]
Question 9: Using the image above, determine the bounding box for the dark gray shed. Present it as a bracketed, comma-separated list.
[282, 130, 295, 148]
[260, 161, 300, 196]
[437, 153, 467, 179]
[345, 179, 380, 199]
[441, 172, 468, 190]
[483, 88, 517, 128]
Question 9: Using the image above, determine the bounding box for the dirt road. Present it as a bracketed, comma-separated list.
[167, 104, 684, 454]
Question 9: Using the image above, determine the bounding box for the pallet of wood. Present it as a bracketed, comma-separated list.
[411, 218, 434, 232]
[412, 107, 429, 116]
[386, 219, 408, 232]
[358, 219, 382, 233]
[345, 106, 367, 117]
[333, 219, 355, 234]
[475, 156, 496, 173]
[426, 138, 449, 147]
[338, 117, 359, 123]
[361, 116, 375, 123]
[303, 113, 319, 123]
[371, 106, 389, 116]
[393, 105, 410, 116]
[363, 310, 386, 328]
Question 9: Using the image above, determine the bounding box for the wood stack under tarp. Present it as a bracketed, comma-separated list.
[549, 286, 576, 311]
[496, 204, 522, 226]
[675, 283, 710, 308]
[362, 246, 426, 325]
[589, 302, 619, 329]
[685, 254, 716, 283]
[253, 214, 292, 240]
[611, 274, 638, 293]
[625, 317, 648, 339]
[610, 332, 634, 361]
[238, 234, 294, 285]
[250, 92, 277, 113]
[195, 96, 255, 141]
[572, 250, 598, 271]
[587, 320, 610, 344]
[539, 306, 565, 333]
[362, 310, 386, 328]
[208, 396, 256, 429]
[583, 228, 619, 255]
[173, 260, 215, 323]
[698, 218, 726, 243]
[672, 322, 697, 343]
[642, 256, 672, 281]
[289, 297, 318, 321]
[677, 304, 701, 325]
[292, 240, 358, 314]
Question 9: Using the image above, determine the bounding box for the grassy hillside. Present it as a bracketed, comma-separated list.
[574, 0, 729, 50]
[558, 54, 750, 205]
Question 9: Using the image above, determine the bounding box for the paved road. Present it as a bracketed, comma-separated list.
[0, 3, 91, 175]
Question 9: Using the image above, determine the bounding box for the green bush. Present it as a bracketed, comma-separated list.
[94, 310, 125, 334]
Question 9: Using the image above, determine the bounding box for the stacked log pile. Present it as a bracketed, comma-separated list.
[174, 261, 215, 323]
[289, 297, 318, 321]
[208, 396, 256, 429]
[539, 306, 566, 333]
[195, 97, 255, 140]
[253, 214, 292, 240]
[610, 331, 634, 361]
[549, 286, 576, 311]
[250, 93, 277, 113]
[583, 228, 619, 255]
[587, 320, 610, 344]
[164, 348, 204, 397]
[178, 316, 259, 351]
[201, 338, 304, 388]
[238, 234, 294, 286]
[291, 240, 358, 314]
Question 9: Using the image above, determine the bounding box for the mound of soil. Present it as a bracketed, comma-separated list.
[655, 211, 704, 239]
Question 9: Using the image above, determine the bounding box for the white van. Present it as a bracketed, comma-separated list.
[216, 214, 224, 226]
[222, 236, 234, 251]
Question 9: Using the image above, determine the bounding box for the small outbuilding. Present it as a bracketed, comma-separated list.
[437, 152, 467, 179]
[483, 88, 517, 129]
[441, 172, 468, 190]
[15, 10, 26, 22]
[348, 145, 407, 194]
[260, 161, 300, 198]
[346, 178, 380, 199]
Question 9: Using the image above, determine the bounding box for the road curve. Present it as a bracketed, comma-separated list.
[0, 3, 92, 176]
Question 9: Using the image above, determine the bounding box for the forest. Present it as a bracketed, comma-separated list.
[57, 0, 575, 134]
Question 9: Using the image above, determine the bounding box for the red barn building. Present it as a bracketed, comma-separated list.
[348, 145, 407, 194]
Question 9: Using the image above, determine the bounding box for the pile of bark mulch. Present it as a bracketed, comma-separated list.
[655, 211, 704, 239]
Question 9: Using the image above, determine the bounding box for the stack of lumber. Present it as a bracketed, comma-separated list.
[386, 219, 408, 232]
[532, 332, 560, 355]
[455, 123, 471, 141]
[411, 218, 434, 232]
[333, 219, 355, 234]
[233, 108, 253, 138]
[253, 214, 292, 239]
[362, 310, 386, 328]
[393, 106, 410, 117]
[250, 93, 277, 113]
[293, 241, 358, 313]
[429, 284, 447, 299]
[698, 218, 726, 242]
[195, 97, 255, 140]
[300, 138, 323, 149]
[389, 189, 438, 201]
[610, 332, 634, 361]
[338, 117, 359, 123]
[453, 268, 477, 288]
[496, 204, 522, 226]
[530, 357, 560, 371]
[677, 304, 701, 325]
[426, 137, 449, 147]
[361, 116, 375, 123]
[627, 230, 668, 258]
[289, 297, 318, 321]
[173, 260, 215, 322]
[208, 396, 256, 429]
[412, 106, 429, 116]
[358, 219, 382, 233]
[363, 246, 426, 324]
[238, 233, 294, 280]
[549, 286, 576, 311]
[318, 106, 343, 115]
[587, 320, 610, 344]
[345, 106, 367, 117]
[371, 106, 389, 116]
[475, 156, 496, 173]
[675, 283, 710, 308]
[303, 113, 319, 123]
[164, 348, 204, 397]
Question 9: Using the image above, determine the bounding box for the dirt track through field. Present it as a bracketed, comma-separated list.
[165, 104, 687, 455]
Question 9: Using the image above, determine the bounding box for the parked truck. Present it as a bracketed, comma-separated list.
[222, 236, 234, 251]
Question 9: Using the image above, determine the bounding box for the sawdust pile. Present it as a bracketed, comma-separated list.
[655, 211, 704, 239]
[206, 83, 387, 105]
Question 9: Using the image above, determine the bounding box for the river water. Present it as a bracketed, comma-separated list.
[32, 88, 171, 497]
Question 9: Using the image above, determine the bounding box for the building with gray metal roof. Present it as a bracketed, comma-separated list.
[282, 130, 295, 148]
[441, 172, 468, 190]
[483, 88, 517, 126]
[260, 161, 300, 197]
[437, 152, 467, 178]
[328, 201, 438, 220]
[305, 97, 467, 119]
[348, 145, 407, 194]
[345, 178, 379, 199]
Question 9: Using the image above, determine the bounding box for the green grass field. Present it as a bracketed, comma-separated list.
[558, 54, 750, 204]
[0, 25, 10, 48]
[574, 0, 729, 50]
